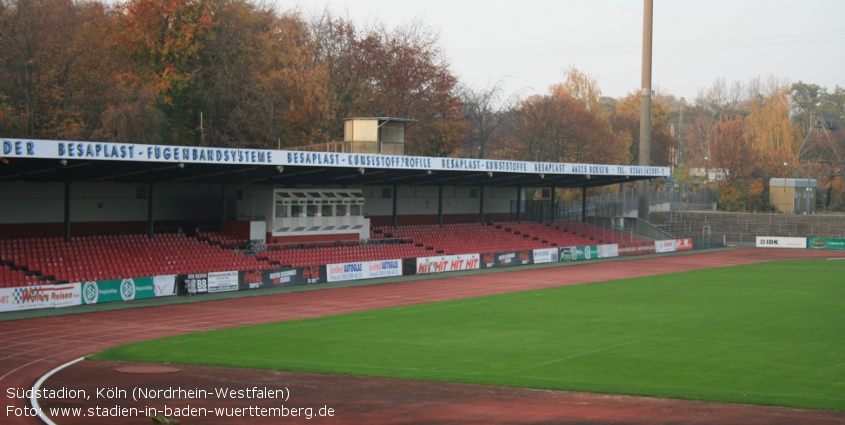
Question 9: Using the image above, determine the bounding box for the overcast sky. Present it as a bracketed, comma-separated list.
[277, 0, 844, 101]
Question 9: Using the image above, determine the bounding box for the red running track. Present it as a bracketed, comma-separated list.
[2, 248, 844, 425]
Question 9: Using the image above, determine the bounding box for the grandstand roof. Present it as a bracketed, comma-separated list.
[1, 139, 669, 188]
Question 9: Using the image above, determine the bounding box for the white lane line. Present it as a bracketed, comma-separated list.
[31, 357, 85, 425]
[509, 338, 654, 373]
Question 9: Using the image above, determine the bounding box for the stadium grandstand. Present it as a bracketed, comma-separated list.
[1, 133, 666, 305]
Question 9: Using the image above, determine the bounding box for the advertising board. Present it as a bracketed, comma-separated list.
[179, 273, 209, 294]
[596, 244, 619, 258]
[675, 238, 693, 251]
[153, 275, 177, 297]
[480, 250, 533, 269]
[0, 284, 80, 312]
[327, 260, 402, 282]
[807, 238, 845, 250]
[755, 236, 808, 249]
[81, 278, 154, 305]
[532, 248, 559, 264]
[238, 266, 324, 290]
[655, 240, 677, 253]
[207, 271, 238, 293]
[416, 254, 480, 274]
[561, 245, 599, 261]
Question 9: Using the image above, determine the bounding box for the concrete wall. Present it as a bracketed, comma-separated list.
[1, 180, 521, 237]
[0, 181, 222, 224]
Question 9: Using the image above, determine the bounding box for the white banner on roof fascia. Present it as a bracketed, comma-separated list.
[416, 254, 480, 274]
[756, 236, 807, 249]
[532, 248, 559, 264]
[2, 139, 670, 178]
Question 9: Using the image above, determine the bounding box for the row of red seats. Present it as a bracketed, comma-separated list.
[0, 233, 270, 287]
[257, 244, 432, 268]
[371, 221, 635, 256]
[1, 264, 53, 288]
[496, 221, 636, 247]
[376, 223, 548, 255]
[198, 232, 249, 247]
[2, 222, 637, 288]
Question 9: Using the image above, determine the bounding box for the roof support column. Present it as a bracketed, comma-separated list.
[437, 185, 444, 227]
[516, 185, 522, 224]
[63, 180, 72, 242]
[147, 171, 155, 239]
[550, 186, 556, 223]
[478, 185, 485, 224]
[392, 184, 399, 229]
[220, 182, 227, 232]
[581, 186, 587, 223]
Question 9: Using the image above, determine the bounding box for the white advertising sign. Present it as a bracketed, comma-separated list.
[0, 284, 80, 312]
[756, 236, 807, 249]
[655, 240, 677, 253]
[327, 259, 403, 283]
[153, 275, 178, 297]
[416, 254, 480, 274]
[207, 271, 239, 293]
[2, 138, 670, 178]
[597, 244, 619, 258]
[532, 248, 559, 264]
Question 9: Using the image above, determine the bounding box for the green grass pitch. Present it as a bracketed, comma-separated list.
[92, 259, 845, 410]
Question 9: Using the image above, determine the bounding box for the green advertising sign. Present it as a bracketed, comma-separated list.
[81, 278, 155, 305]
[808, 238, 845, 250]
[561, 245, 599, 261]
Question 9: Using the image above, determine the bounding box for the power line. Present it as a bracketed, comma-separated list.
[451, 31, 845, 59]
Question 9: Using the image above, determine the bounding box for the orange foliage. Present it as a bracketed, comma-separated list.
[708, 116, 756, 183]
[611, 93, 677, 166]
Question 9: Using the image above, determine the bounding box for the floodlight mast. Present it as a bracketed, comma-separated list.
[637, 0, 653, 221]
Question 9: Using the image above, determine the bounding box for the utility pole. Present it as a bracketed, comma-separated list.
[679, 97, 685, 165]
[637, 0, 653, 222]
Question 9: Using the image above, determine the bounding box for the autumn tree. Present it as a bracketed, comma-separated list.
[708, 116, 756, 183]
[504, 89, 618, 165]
[744, 88, 803, 177]
[112, 0, 215, 144]
[198, 5, 332, 148]
[458, 79, 521, 159]
[682, 112, 716, 168]
[312, 13, 465, 156]
[693, 76, 787, 119]
[0, 0, 107, 139]
[707, 116, 769, 211]
[554, 66, 607, 117]
[610, 93, 677, 166]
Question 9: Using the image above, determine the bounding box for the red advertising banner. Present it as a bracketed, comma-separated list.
[675, 238, 693, 251]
